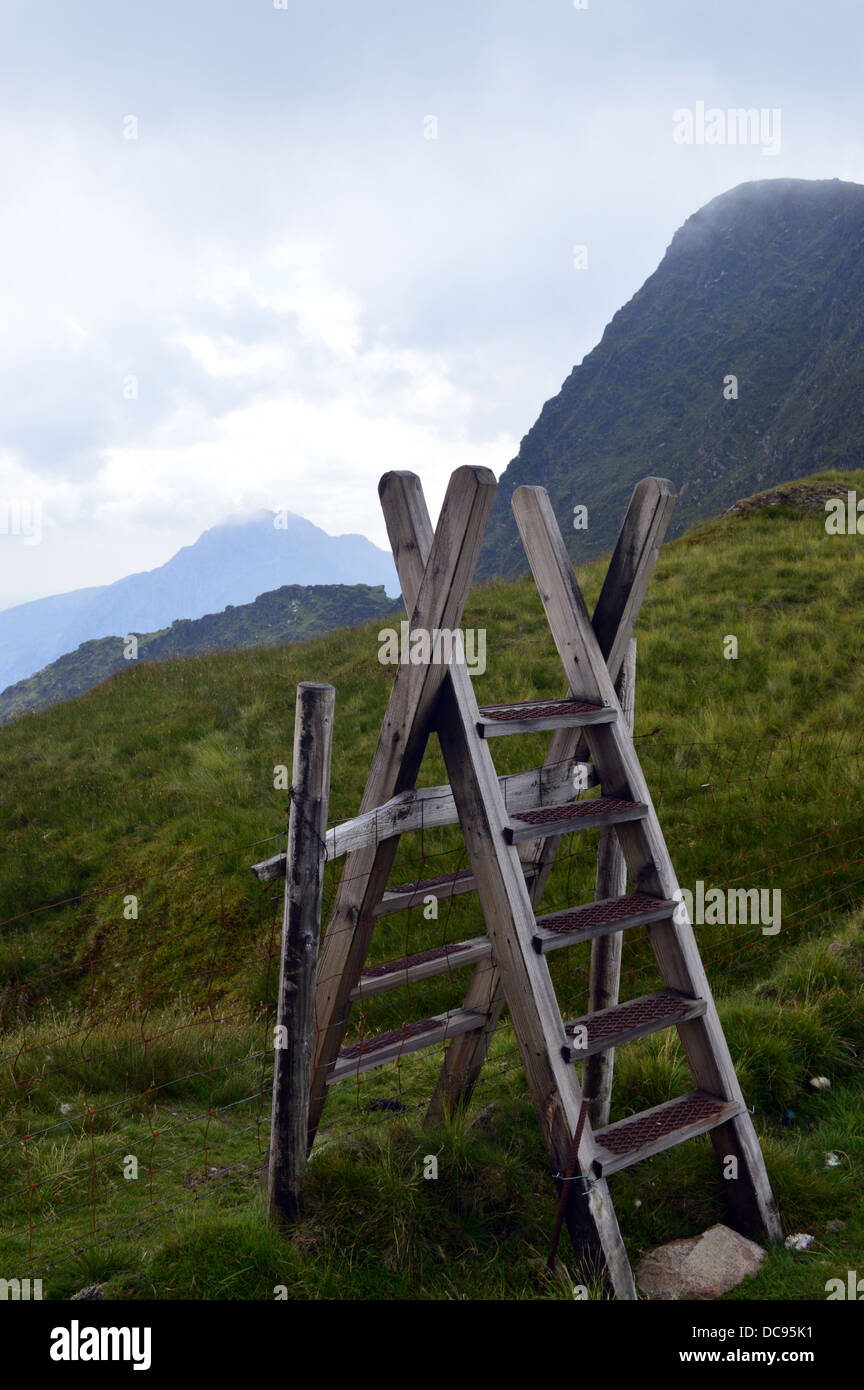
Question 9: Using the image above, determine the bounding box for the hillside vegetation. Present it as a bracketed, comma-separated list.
[0, 582, 400, 723]
[0, 510, 399, 693]
[2, 469, 864, 1299]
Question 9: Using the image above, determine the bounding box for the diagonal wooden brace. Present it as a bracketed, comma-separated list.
[512, 483, 783, 1244]
[429, 478, 676, 1118]
[307, 466, 497, 1146]
[378, 471, 637, 1297]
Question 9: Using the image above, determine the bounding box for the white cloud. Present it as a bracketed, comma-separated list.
[2, 0, 863, 605]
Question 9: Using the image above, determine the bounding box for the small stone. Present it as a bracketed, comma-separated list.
[59, 1102, 73, 1115]
[71, 1284, 103, 1301]
[785, 1232, 815, 1250]
[826, 1220, 845, 1233]
[824, 1153, 841, 1169]
[635, 1224, 765, 1300]
[826, 942, 842, 956]
[809, 1076, 831, 1090]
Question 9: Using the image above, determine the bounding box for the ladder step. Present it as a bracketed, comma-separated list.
[329, 1009, 487, 1084]
[592, 1090, 744, 1176]
[561, 989, 706, 1061]
[350, 937, 492, 999]
[505, 796, 647, 844]
[373, 868, 477, 917]
[533, 891, 676, 954]
[477, 698, 616, 738]
[375, 862, 537, 917]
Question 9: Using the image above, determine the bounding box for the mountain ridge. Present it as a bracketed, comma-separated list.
[0, 511, 399, 691]
[0, 581, 401, 723]
[477, 177, 864, 578]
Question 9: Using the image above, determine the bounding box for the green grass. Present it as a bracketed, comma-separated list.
[2, 917, 862, 1299]
[2, 468, 864, 1298]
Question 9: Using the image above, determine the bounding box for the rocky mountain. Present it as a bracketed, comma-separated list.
[477, 178, 864, 577]
[0, 511, 399, 691]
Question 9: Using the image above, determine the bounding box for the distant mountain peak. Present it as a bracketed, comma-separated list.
[0, 510, 399, 691]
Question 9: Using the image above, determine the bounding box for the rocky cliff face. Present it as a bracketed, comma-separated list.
[477, 178, 864, 578]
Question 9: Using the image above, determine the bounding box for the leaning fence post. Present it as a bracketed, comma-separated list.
[268, 680, 335, 1227]
[583, 637, 636, 1130]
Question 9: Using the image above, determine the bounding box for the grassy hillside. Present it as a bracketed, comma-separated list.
[0, 582, 400, 723]
[2, 468, 864, 1299]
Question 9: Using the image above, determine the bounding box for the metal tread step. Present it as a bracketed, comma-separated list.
[533, 891, 677, 954]
[350, 936, 492, 999]
[505, 796, 647, 844]
[328, 1008, 488, 1084]
[373, 867, 477, 917]
[561, 988, 706, 1061]
[375, 862, 536, 917]
[477, 697, 616, 738]
[591, 1090, 744, 1176]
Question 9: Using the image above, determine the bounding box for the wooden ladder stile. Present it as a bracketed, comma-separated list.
[257, 466, 782, 1300]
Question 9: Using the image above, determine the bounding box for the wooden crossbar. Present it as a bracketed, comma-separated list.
[250, 756, 596, 879]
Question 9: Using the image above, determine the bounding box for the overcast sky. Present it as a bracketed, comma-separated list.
[1, 0, 862, 607]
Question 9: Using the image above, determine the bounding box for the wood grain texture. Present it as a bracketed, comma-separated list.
[307, 468, 496, 1145]
[583, 636, 636, 1127]
[513, 483, 782, 1243]
[250, 757, 595, 880]
[516, 478, 676, 908]
[268, 682, 334, 1227]
[370, 471, 637, 1295]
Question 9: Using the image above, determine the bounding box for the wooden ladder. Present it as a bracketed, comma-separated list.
[278, 465, 782, 1299]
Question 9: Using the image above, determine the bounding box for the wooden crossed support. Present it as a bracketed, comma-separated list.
[308, 467, 498, 1142]
[307, 468, 675, 1147]
[303, 465, 696, 1298]
[427, 475, 676, 1123]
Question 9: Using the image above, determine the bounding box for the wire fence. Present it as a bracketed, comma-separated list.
[2, 726, 863, 1286]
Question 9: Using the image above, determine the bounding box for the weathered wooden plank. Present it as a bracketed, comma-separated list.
[583, 636, 636, 1128]
[515, 477, 676, 909]
[268, 682, 335, 1228]
[434, 670, 638, 1297]
[307, 467, 497, 1145]
[329, 1008, 487, 1084]
[375, 471, 636, 1296]
[349, 936, 492, 999]
[374, 869, 478, 916]
[250, 757, 595, 880]
[592, 477, 677, 684]
[512, 483, 783, 1242]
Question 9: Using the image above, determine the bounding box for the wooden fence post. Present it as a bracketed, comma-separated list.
[583, 637, 636, 1129]
[268, 681, 335, 1227]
